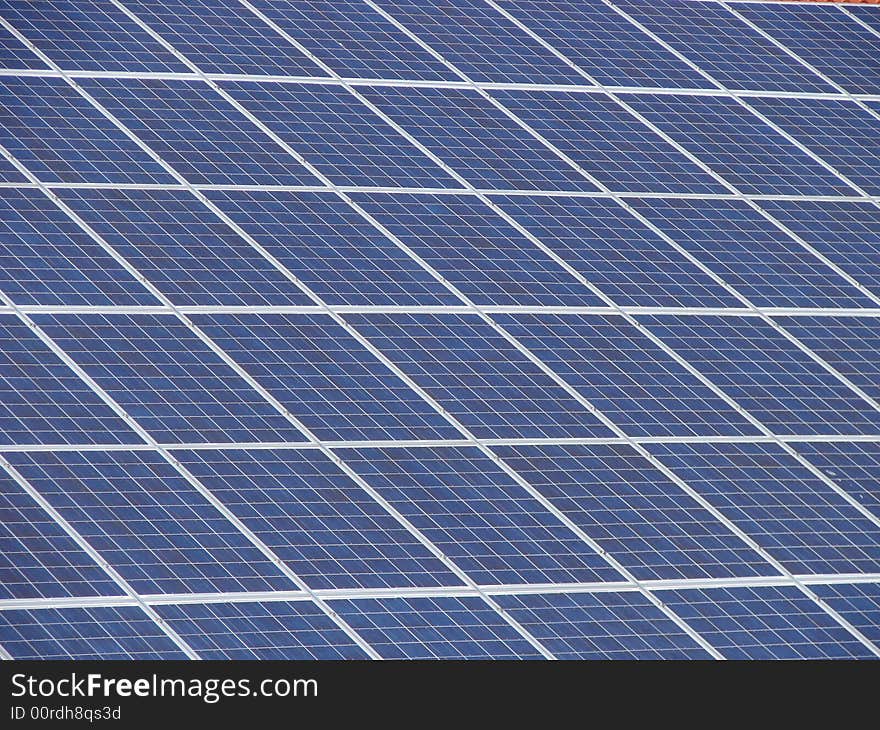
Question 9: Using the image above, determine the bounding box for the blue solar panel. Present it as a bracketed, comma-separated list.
[490, 194, 739, 308]
[615, 0, 836, 93]
[851, 5, 880, 37]
[79, 78, 317, 187]
[351, 192, 605, 307]
[737, 2, 880, 94]
[330, 596, 543, 659]
[0, 467, 124, 600]
[203, 189, 457, 306]
[650, 441, 880, 576]
[32, 313, 305, 445]
[759, 199, 880, 302]
[0, 606, 188, 659]
[774, 316, 880, 404]
[491, 89, 727, 194]
[5, 449, 295, 596]
[191, 313, 460, 442]
[336, 445, 623, 585]
[493, 313, 759, 438]
[641, 314, 880, 437]
[374, 0, 584, 85]
[249, 0, 458, 81]
[0, 76, 174, 185]
[796, 441, 880, 521]
[496, 0, 707, 88]
[493, 443, 775, 581]
[1, 0, 189, 73]
[656, 585, 875, 659]
[495, 591, 712, 659]
[630, 197, 874, 309]
[156, 600, 369, 659]
[1, 0, 879, 662]
[747, 96, 880, 197]
[622, 93, 853, 196]
[59, 187, 314, 307]
[124, 0, 329, 77]
[0, 25, 49, 70]
[0, 188, 155, 307]
[222, 80, 460, 188]
[345, 312, 614, 440]
[813, 582, 880, 645]
[0, 316, 140, 447]
[359, 86, 599, 191]
[177, 448, 461, 591]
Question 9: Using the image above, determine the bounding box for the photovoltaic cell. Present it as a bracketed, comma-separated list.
[494, 313, 759, 438]
[124, 0, 328, 77]
[221, 81, 459, 188]
[32, 313, 305, 445]
[493, 443, 775, 581]
[191, 313, 460, 443]
[359, 86, 598, 192]
[330, 596, 544, 659]
[813, 582, 880, 645]
[0, 468, 123, 600]
[641, 314, 880, 437]
[0, 316, 140, 447]
[747, 96, 880, 197]
[351, 192, 605, 307]
[155, 601, 369, 659]
[738, 3, 880, 95]
[796, 441, 880, 521]
[496, 0, 707, 88]
[614, 0, 836, 94]
[759, 199, 880, 302]
[337, 445, 622, 585]
[650, 441, 880, 576]
[249, 0, 458, 81]
[0, 0, 188, 73]
[495, 591, 712, 659]
[0, 25, 49, 70]
[375, 0, 584, 85]
[204, 189, 457, 307]
[0, 606, 188, 660]
[79, 78, 317, 187]
[59, 188, 315, 307]
[176, 448, 462, 591]
[345, 312, 613, 440]
[0, 77, 174, 185]
[491, 194, 739, 309]
[622, 93, 853, 196]
[5, 449, 295, 596]
[656, 585, 874, 659]
[851, 5, 880, 37]
[774, 316, 880, 404]
[0, 188, 155, 307]
[630, 197, 873, 309]
[491, 89, 727, 195]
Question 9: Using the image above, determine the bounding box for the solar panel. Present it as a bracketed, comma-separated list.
[155, 600, 369, 659]
[656, 585, 875, 659]
[736, 2, 880, 94]
[0, 606, 188, 660]
[614, 0, 837, 93]
[59, 187, 316, 306]
[1, 0, 188, 73]
[629, 197, 873, 308]
[79, 78, 319, 187]
[1, 0, 879, 662]
[0, 77, 174, 185]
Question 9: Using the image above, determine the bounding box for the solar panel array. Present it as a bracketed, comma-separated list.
[1, 0, 879, 661]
